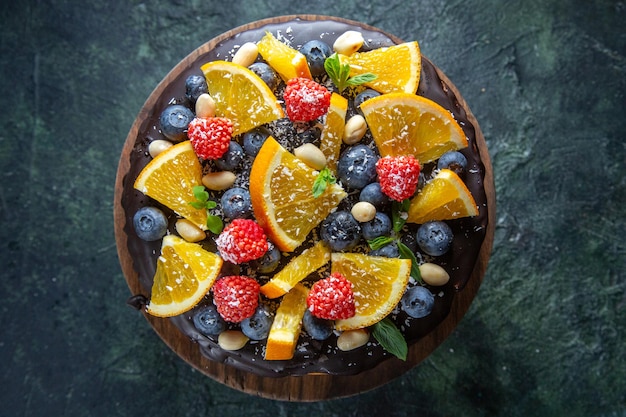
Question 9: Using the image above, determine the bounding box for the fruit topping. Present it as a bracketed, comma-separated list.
[336, 144, 379, 190]
[406, 169, 478, 224]
[376, 154, 421, 202]
[159, 104, 195, 142]
[220, 187, 252, 220]
[146, 235, 223, 317]
[240, 304, 274, 340]
[255, 244, 281, 273]
[320, 211, 362, 252]
[215, 218, 268, 264]
[437, 150, 468, 176]
[302, 309, 334, 341]
[187, 117, 233, 160]
[192, 304, 227, 336]
[256, 31, 312, 81]
[242, 127, 270, 157]
[247, 62, 280, 91]
[319, 92, 348, 169]
[212, 275, 261, 322]
[133, 206, 168, 241]
[400, 286, 435, 318]
[299, 40, 333, 77]
[185, 74, 208, 104]
[306, 272, 356, 320]
[361, 212, 393, 240]
[359, 182, 391, 210]
[416, 220, 454, 256]
[265, 283, 309, 360]
[215, 140, 244, 171]
[200, 61, 284, 136]
[283, 77, 331, 122]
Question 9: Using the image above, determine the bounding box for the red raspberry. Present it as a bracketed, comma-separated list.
[306, 273, 355, 320]
[187, 117, 233, 159]
[283, 77, 331, 122]
[212, 275, 260, 322]
[375, 155, 421, 201]
[215, 219, 268, 264]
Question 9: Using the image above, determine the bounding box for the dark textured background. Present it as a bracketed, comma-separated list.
[1, 0, 624, 416]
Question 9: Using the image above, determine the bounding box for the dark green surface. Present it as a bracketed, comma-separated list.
[1, 0, 624, 415]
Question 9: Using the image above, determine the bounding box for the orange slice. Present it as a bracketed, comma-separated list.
[407, 168, 478, 224]
[340, 41, 421, 94]
[260, 241, 331, 299]
[332, 253, 411, 331]
[134, 141, 207, 230]
[249, 136, 347, 252]
[264, 283, 309, 360]
[318, 92, 348, 171]
[200, 61, 284, 136]
[257, 31, 312, 81]
[360, 92, 468, 163]
[147, 235, 223, 317]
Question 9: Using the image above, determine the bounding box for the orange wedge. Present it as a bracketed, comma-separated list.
[200, 61, 284, 136]
[260, 241, 331, 299]
[147, 235, 223, 317]
[249, 137, 347, 252]
[134, 141, 207, 230]
[340, 41, 421, 94]
[360, 92, 468, 164]
[332, 253, 411, 331]
[407, 168, 478, 224]
[265, 283, 309, 360]
[257, 31, 312, 81]
[319, 92, 348, 171]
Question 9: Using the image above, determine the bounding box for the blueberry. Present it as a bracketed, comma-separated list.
[361, 212, 392, 240]
[401, 286, 434, 318]
[437, 151, 468, 176]
[302, 309, 333, 340]
[242, 127, 270, 156]
[359, 182, 391, 209]
[320, 211, 361, 251]
[299, 40, 332, 77]
[336, 144, 379, 190]
[159, 104, 195, 142]
[193, 304, 226, 336]
[257, 244, 281, 273]
[220, 187, 252, 219]
[133, 206, 168, 241]
[298, 126, 322, 145]
[248, 62, 280, 91]
[354, 89, 381, 115]
[240, 305, 274, 340]
[185, 75, 208, 103]
[417, 221, 454, 256]
[215, 141, 244, 171]
[369, 242, 400, 258]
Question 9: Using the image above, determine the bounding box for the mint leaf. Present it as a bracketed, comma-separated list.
[312, 167, 336, 198]
[192, 185, 209, 202]
[206, 215, 223, 234]
[392, 199, 411, 232]
[367, 236, 395, 251]
[372, 317, 407, 360]
[346, 72, 377, 86]
[189, 201, 207, 210]
[398, 241, 423, 284]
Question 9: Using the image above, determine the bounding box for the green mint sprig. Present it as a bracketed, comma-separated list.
[324, 53, 377, 94]
[312, 167, 337, 198]
[189, 185, 223, 234]
[367, 198, 423, 284]
[372, 317, 408, 361]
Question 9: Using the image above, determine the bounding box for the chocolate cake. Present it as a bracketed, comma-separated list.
[116, 15, 489, 378]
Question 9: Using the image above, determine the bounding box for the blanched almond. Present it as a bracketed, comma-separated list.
[351, 201, 376, 222]
[333, 31, 364, 56]
[294, 143, 327, 171]
[175, 219, 206, 243]
[419, 263, 450, 286]
[218, 330, 249, 351]
[148, 139, 173, 158]
[343, 114, 367, 144]
[337, 328, 370, 351]
[195, 93, 216, 119]
[202, 171, 236, 191]
[232, 42, 259, 67]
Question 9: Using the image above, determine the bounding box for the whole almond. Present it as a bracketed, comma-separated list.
[195, 93, 216, 119]
[218, 330, 249, 351]
[294, 143, 327, 171]
[232, 42, 259, 67]
[343, 114, 367, 145]
[351, 201, 376, 222]
[333, 31, 364, 56]
[175, 219, 206, 242]
[337, 328, 370, 351]
[148, 139, 173, 158]
[419, 263, 450, 286]
[202, 171, 236, 191]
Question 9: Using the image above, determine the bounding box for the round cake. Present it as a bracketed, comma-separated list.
[115, 15, 492, 383]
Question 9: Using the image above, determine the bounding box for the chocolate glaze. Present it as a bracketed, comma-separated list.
[120, 17, 488, 377]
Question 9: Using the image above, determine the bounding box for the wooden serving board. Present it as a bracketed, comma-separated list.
[113, 15, 495, 401]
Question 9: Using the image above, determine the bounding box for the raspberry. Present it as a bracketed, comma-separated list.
[375, 155, 421, 201]
[215, 219, 268, 264]
[187, 117, 233, 159]
[307, 273, 355, 320]
[283, 77, 331, 122]
[212, 276, 260, 322]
